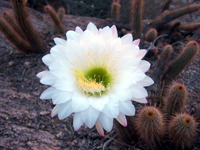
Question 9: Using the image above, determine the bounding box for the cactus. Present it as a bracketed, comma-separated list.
[11, 0, 47, 53]
[168, 113, 197, 149]
[164, 82, 188, 117]
[111, 0, 121, 22]
[131, 0, 143, 40]
[161, 0, 173, 13]
[162, 41, 199, 83]
[58, 7, 65, 22]
[149, 5, 200, 29]
[145, 28, 158, 42]
[178, 22, 200, 32]
[0, 18, 34, 53]
[135, 106, 165, 148]
[44, 5, 65, 34]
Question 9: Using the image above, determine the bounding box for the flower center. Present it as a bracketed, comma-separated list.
[74, 67, 113, 96]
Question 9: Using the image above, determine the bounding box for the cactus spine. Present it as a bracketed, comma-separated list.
[145, 28, 158, 42]
[164, 82, 188, 117]
[162, 41, 199, 83]
[131, 0, 143, 40]
[135, 106, 165, 147]
[168, 113, 197, 149]
[44, 5, 65, 34]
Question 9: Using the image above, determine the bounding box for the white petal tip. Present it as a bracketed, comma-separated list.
[133, 39, 140, 46]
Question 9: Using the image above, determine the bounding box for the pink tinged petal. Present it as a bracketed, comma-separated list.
[36, 71, 48, 78]
[130, 85, 148, 98]
[102, 99, 119, 118]
[111, 25, 118, 39]
[89, 95, 109, 111]
[40, 87, 55, 99]
[119, 101, 135, 116]
[99, 113, 113, 132]
[66, 30, 80, 42]
[137, 76, 154, 87]
[81, 106, 100, 128]
[53, 37, 66, 45]
[121, 34, 133, 45]
[71, 93, 90, 112]
[136, 49, 147, 59]
[137, 60, 150, 72]
[58, 100, 72, 120]
[40, 71, 57, 85]
[95, 119, 104, 136]
[75, 26, 83, 35]
[132, 97, 148, 103]
[73, 112, 83, 131]
[42, 54, 54, 66]
[132, 39, 140, 46]
[86, 22, 99, 35]
[51, 89, 73, 104]
[116, 112, 127, 127]
[51, 105, 60, 118]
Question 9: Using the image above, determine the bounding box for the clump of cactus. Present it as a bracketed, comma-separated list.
[0, 0, 47, 53]
[44, 5, 66, 34]
[168, 113, 197, 149]
[135, 106, 165, 148]
[164, 82, 188, 117]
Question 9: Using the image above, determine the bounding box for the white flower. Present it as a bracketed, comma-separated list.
[37, 22, 154, 136]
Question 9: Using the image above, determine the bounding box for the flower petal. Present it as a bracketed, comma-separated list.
[111, 25, 118, 39]
[89, 95, 109, 111]
[87, 22, 99, 35]
[72, 93, 90, 112]
[75, 26, 83, 35]
[73, 112, 83, 131]
[66, 30, 80, 42]
[42, 54, 54, 66]
[58, 100, 73, 120]
[51, 105, 60, 118]
[40, 87, 55, 99]
[137, 60, 151, 72]
[95, 119, 104, 136]
[119, 101, 135, 116]
[81, 106, 100, 128]
[51, 89, 73, 104]
[116, 112, 127, 127]
[54, 37, 66, 45]
[137, 76, 154, 87]
[99, 113, 113, 132]
[132, 97, 148, 103]
[129, 84, 148, 98]
[121, 34, 132, 45]
[102, 98, 119, 118]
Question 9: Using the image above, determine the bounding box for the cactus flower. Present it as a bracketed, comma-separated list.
[37, 22, 153, 136]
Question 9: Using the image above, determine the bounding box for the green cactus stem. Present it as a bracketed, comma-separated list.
[58, 7, 65, 22]
[162, 41, 199, 83]
[149, 5, 200, 29]
[12, 0, 47, 53]
[44, 5, 65, 34]
[0, 18, 33, 53]
[145, 28, 158, 42]
[131, 0, 143, 40]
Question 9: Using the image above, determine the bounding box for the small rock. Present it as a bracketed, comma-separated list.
[8, 61, 14, 66]
[24, 61, 31, 68]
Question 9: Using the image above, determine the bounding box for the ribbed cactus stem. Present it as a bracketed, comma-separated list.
[0, 18, 33, 53]
[164, 82, 188, 117]
[131, 0, 143, 40]
[58, 7, 65, 21]
[149, 5, 200, 29]
[12, 0, 47, 53]
[44, 5, 65, 34]
[135, 106, 165, 148]
[162, 41, 199, 82]
[168, 113, 197, 149]
[111, 0, 121, 21]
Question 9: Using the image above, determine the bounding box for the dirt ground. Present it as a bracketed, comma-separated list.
[0, 0, 200, 150]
